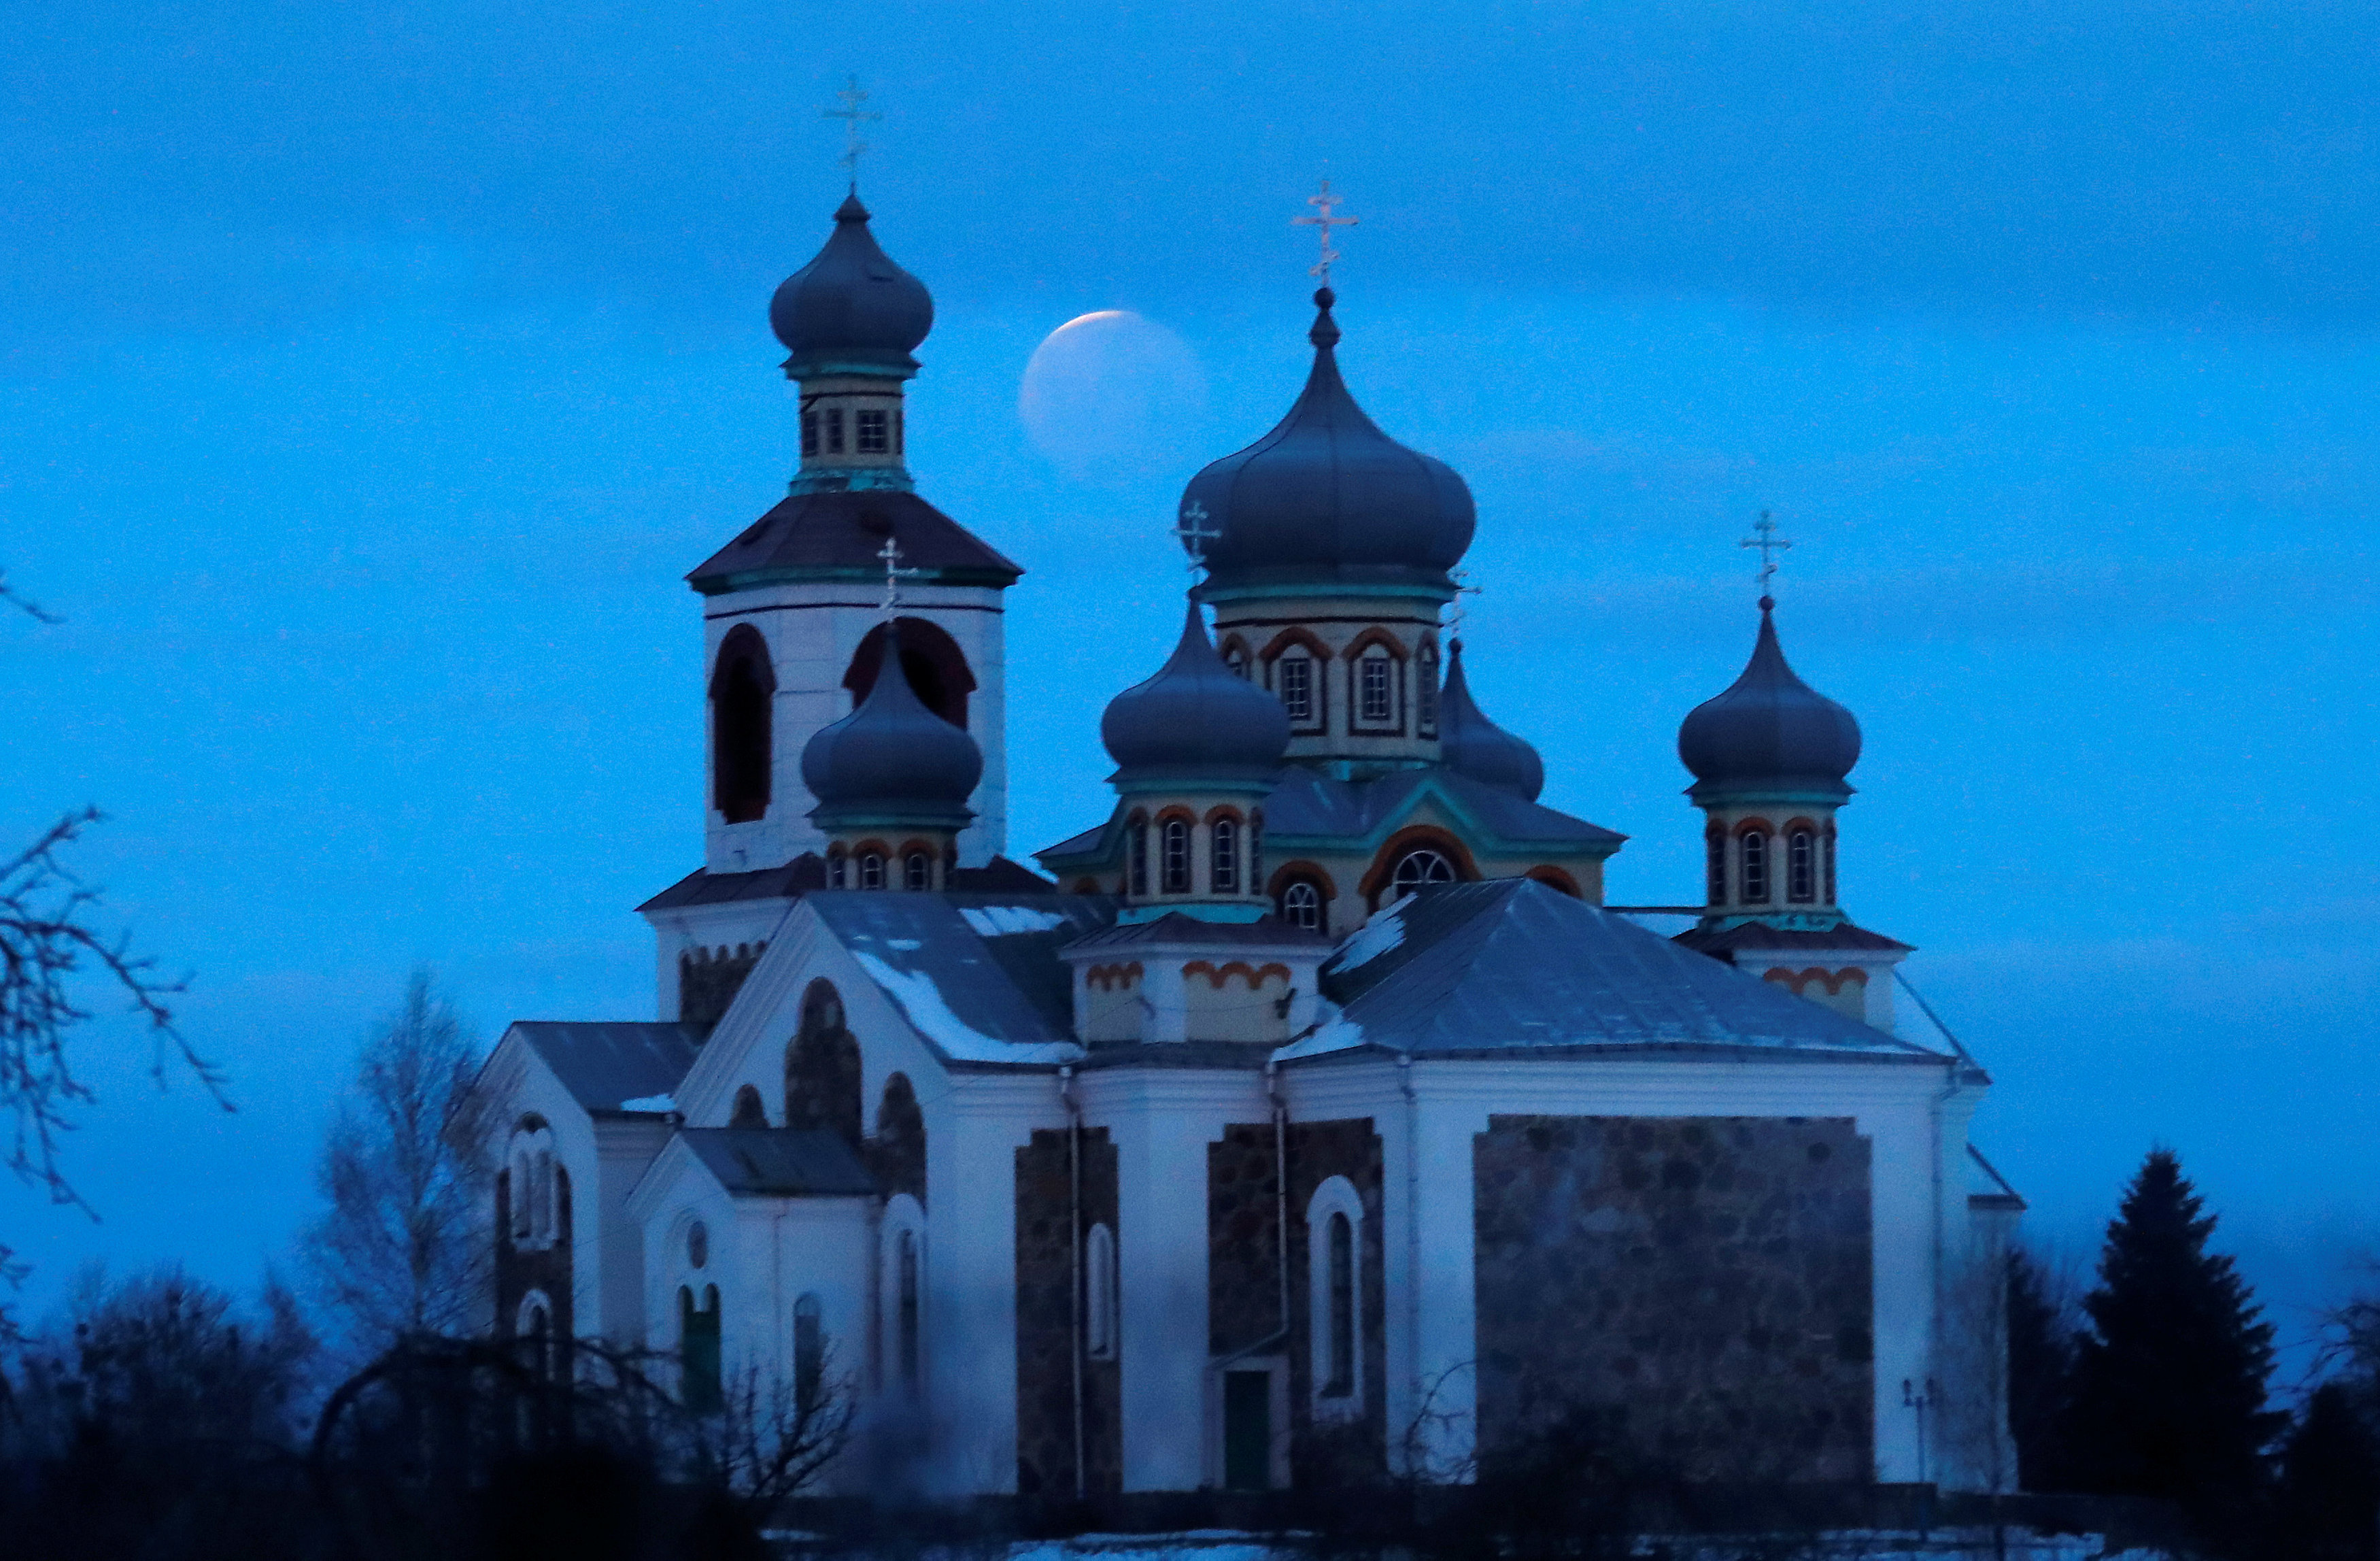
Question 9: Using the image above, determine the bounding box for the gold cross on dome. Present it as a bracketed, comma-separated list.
[877, 535, 922, 620]
[1174, 501, 1221, 573]
[824, 76, 882, 175]
[1293, 179, 1358, 282]
[1740, 511, 1793, 597]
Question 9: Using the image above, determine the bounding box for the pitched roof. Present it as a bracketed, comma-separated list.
[809, 891, 1117, 1064]
[1283, 879, 1943, 1062]
[639, 853, 1052, 913]
[1966, 1145, 2026, 1211]
[1061, 911, 1331, 954]
[1673, 919, 1914, 955]
[1263, 766, 1625, 850]
[678, 1127, 876, 1197]
[510, 1022, 704, 1113]
[687, 489, 1022, 595]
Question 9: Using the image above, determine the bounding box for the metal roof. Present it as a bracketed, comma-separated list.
[639, 853, 1051, 913]
[679, 1127, 876, 1198]
[687, 489, 1023, 594]
[511, 1022, 704, 1113]
[1263, 765, 1625, 850]
[1299, 880, 1942, 1060]
[1673, 920, 1914, 955]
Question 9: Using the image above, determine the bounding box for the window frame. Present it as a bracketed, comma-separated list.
[1788, 829, 1816, 904]
[1274, 652, 1320, 730]
[1739, 829, 1769, 904]
[1389, 847, 1457, 898]
[857, 852, 886, 891]
[1305, 1175, 1365, 1420]
[855, 408, 889, 454]
[1210, 816, 1239, 894]
[1160, 818, 1191, 894]
[1416, 640, 1440, 736]
[1279, 879, 1325, 932]
[1085, 1222, 1119, 1362]
[904, 850, 932, 891]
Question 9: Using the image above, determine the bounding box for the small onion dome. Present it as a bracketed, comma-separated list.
[1677, 601, 1862, 803]
[1437, 640, 1545, 801]
[1180, 289, 1475, 592]
[1101, 603, 1291, 786]
[802, 626, 981, 827]
[769, 192, 934, 379]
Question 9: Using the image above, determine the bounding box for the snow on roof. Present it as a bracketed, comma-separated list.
[960, 905, 1075, 937]
[507, 1022, 704, 1111]
[1331, 896, 1410, 973]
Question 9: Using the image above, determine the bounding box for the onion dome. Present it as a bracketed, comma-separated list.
[1677, 601, 1861, 803]
[1437, 640, 1545, 801]
[1101, 603, 1291, 786]
[769, 192, 934, 380]
[802, 626, 981, 827]
[1181, 289, 1474, 592]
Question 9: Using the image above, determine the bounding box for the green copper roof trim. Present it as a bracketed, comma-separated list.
[1195, 579, 1456, 607]
[788, 465, 916, 497]
[691, 563, 1021, 597]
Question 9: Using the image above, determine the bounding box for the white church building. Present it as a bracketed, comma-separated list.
[469, 183, 2025, 1500]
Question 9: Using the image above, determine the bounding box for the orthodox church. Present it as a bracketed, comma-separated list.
[470, 184, 2025, 1500]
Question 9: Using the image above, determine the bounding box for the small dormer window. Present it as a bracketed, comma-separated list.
[1739, 830, 1769, 903]
[1211, 817, 1239, 894]
[1389, 847, 1457, 899]
[858, 851, 887, 890]
[904, 850, 932, 891]
[1280, 879, 1323, 932]
[1161, 818, 1191, 894]
[1788, 830, 1816, 903]
[824, 407, 845, 454]
[857, 409, 889, 453]
[1278, 654, 1314, 724]
[801, 409, 820, 458]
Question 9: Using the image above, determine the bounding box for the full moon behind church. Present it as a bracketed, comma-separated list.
[468, 173, 2024, 1498]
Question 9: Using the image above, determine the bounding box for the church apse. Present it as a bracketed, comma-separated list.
[1472, 1115, 1873, 1484]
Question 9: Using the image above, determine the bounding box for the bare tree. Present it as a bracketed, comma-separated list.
[304, 970, 494, 1352]
[690, 1355, 858, 1521]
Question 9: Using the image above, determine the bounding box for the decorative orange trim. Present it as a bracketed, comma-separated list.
[1070, 877, 1101, 894]
[1342, 626, 1409, 662]
[1258, 626, 1332, 664]
[1525, 866, 1582, 898]
[1085, 961, 1145, 992]
[1704, 817, 1727, 841]
[1731, 816, 1776, 839]
[1762, 967, 1872, 996]
[1217, 633, 1253, 668]
[850, 837, 893, 859]
[895, 837, 938, 861]
[1202, 803, 1245, 827]
[1265, 860, 1338, 901]
[1782, 817, 1821, 839]
[1358, 824, 1481, 905]
[1153, 804, 1197, 828]
[1181, 959, 1293, 990]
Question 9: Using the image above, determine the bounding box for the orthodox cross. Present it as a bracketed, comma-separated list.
[1740, 511, 1792, 599]
[1445, 567, 1482, 639]
[877, 535, 922, 621]
[1174, 500, 1221, 574]
[1293, 179, 1358, 282]
[823, 77, 881, 175]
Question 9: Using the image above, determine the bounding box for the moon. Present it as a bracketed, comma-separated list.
[1019, 310, 1208, 480]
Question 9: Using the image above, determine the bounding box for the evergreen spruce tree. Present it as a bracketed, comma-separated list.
[2272, 1382, 2380, 1560]
[2064, 1148, 2283, 1528]
[2006, 1247, 2077, 1492]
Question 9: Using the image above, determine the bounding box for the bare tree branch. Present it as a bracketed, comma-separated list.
[0, 569, 62, 625]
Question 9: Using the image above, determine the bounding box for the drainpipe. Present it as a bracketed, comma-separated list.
[1925, 1057, 1959, 1489]
[1397, 1050, 1421, 1478]
[1061, 1064, 1085, 1500]
[1266, 1060, 1291, 1362]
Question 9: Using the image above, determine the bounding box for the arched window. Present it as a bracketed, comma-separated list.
[1248, 816, 1264, 891]
[1357, 648, 1397, 727]
[857, 852, 886, 890]
[1223, 643, 1250, 681]
[517, 1292, 555, 1379]
[904, 851, 932, 891]
[843, 617, 977, 728]
[1707, 832, 1727, 905]
[1085, 1222, 1117, 1361]
[679, 1283, 722, 1413]
[1740, 830, 1769, 903]
[897, 1228, 922, 1390]
[1126, 817, 1149, 899]
[1210, 817, 1238, 894]
[1279, 879, 1324, 933]
[1824, 832, 1837, 903]
[1306, 1176, 1365, 1417]
[1276, 652, 1316, 726]
[874, 1072, 928, 1203]
[1389, 847, 1457, 899]
[506, 1119, 560, 1249]
[1416, 642, 1440, 735]
[1788, 830, 1816, 903]
[711, 626, 775, 825]
[1161, 818, 1191, 894]
[828, 850, 848, 889]
[510, 1149, 533, 1240]
[730, 1084, 766, 1128]
[787, 980, 864, 1147]
[793, 1292, 825, 1411]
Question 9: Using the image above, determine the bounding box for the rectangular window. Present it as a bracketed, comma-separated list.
[1359, 655, 1393, 724]
[1211, 818, 1238, 893]
[800, 409, 819, 458]
[855, 409, 889, 453]
[824, 407, 845, 454]
[1278, 656, 1314, 724]
[1706, 835, 1726, 905]
[1788, 831, 1815, 903]
[1418, 652, 1439, 734]
[1741, 831, 1769, 903]
[894, 407, 904, 453]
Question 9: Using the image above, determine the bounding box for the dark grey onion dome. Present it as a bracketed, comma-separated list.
[769, 192, 934, 379]
[802, 626, 981, 827]
[1102, 603, 1291, 786]
[1182, 290, 1475, 592]
[1677, 602, 1862, 803]
[1437, 640, 1544, 801]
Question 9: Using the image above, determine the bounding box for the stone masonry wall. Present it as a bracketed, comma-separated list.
[1474, 1115, 1873, 1484]
[1015, 1126, 1121, 1496]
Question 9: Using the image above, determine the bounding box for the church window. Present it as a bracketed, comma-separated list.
[1358, 650, 1395, 726]
[687, 1220, 709, 1269]
[1306, 1176, 1364, 1417]
[531, 1149, 554, 1241]
[1279, 879, 1323, 932]
[793, 1293, 825, 1412]
[1126, 817, 1149, 899]
[1085, 1222, 1117, 1361]
[787, 981, 864, 1146]
[828, 851, 847, 889]
[800, 409, 819, 458]
[823, 406, 845, 454]
[730, 1085, 766, 1128]
[711, 627, 775, 825]
[1417, 642, 1439, 735]
[1740, 830, 1769, 903]
[858, 852, 886, 890]
[1248, 817, 1264, 891]
[1707, 833, 1727, 905]
[1788, 830, 1816, 903]
[1211, 817, 1238, 894]
[1161, 818, 1191, 894]
[856, 409, 889, 453]
[896, 1228, 922, 1390]
[1325, 1213, 1355, 1395]
[1278, 654, 1314, 724]
[680, 1285, 722, 1413]
[1225, 645, 1249, 680]
[1824, 833, 1837, 903]
[904, 851, 932, 891]
[1389, 847, 1457, 898]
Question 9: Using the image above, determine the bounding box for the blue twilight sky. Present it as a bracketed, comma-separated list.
[6, 0, 2378, 1355]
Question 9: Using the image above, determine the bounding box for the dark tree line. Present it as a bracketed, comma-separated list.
[2009, 1146, 2380, 1558]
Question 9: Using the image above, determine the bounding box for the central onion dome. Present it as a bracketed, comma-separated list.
[1438, 641, 1545, 801]
[769, 192, 935, 379]
[802, 626, 982, 826]
[1102, 603, 1292, 785]
[1180, 289, 1474, 592]
[1677, 601, 1861, 803]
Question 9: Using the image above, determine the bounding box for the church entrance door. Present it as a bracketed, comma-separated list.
[1223, 1369, 1271, 1490]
